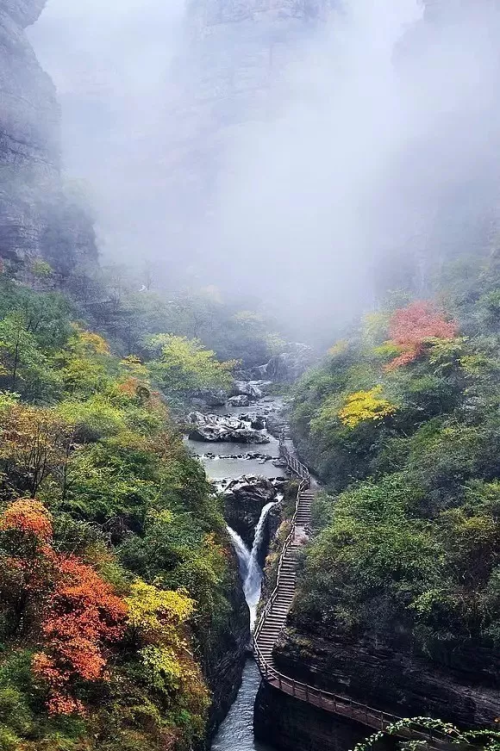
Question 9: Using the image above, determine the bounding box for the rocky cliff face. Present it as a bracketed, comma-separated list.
[254, 681, 369, 751]
[254, 590, 500, 751]
[273, 626, 500, 729]
[157, 0, 338, 278]
[224, 476, 278, 547]
[0, 0, 97, 273]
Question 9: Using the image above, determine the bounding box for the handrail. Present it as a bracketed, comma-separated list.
[253, 434, 448, 745]
[278, 430, 311, 483]
[254, 435, 308, 644]
[254, 639, 401, 726]
[253, 456, 307, 644]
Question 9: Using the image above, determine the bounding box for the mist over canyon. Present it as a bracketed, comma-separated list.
[26, 1, 500, 339]
[2, 3, 500, 751]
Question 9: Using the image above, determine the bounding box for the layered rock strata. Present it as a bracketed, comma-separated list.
[0, 0, 97, 273]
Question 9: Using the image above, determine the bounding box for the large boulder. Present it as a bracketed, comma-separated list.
[228, 394, 250, 407]
[189, 425, 230, 442]
[231, 380, 265, 400]
[228, 428, 269, 444]
[194, 388, 228, 407]
[187, 412, 270, 444]
[251, 415, 267, 430]
[224, 476, 277, 547]
[253, 344, 314, 384]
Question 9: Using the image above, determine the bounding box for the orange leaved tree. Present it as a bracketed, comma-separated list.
[0, 498, 127, 715]
[33, 556, 126, 714]
[385, 301, 457, 371]
[0, 499, 57, 634]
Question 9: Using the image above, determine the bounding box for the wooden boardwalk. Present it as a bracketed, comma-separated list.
[254, 485, 313, 666]
[253, 441, 449, 746]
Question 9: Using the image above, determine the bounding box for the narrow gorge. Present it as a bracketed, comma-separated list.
[186, 395, 285, 751]
[1, 1, 500, 751]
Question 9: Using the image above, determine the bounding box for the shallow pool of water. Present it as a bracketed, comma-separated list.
[185, 430, 282, 480]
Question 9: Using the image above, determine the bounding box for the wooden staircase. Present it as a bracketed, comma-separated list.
[255, 486, 313, 664]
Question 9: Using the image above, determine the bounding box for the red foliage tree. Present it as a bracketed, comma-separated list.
[0, 499, 127, 715]
[0, 498, 53, 541]
[0, 500, 57, 631]
[386, 301, 457, 371]
[33, 556, 127, 715]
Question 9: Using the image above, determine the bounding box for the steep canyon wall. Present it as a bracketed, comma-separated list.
[0, 0, 97, 276]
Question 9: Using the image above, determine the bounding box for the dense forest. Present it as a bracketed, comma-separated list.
[0, 258, 282, 751]
[291, 248, 500, 664]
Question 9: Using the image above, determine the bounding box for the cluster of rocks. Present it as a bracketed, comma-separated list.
[204, 451, 275, 463]
[187, 412, 270, 444]
[190, 380, 272, 410]
[237, 402, 287, 438]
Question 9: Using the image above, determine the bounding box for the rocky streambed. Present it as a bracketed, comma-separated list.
[187, 412, 272, 445]
[186, 396, 287, 481]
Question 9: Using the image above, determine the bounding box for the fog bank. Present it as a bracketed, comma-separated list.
[30, 0, 500, 339]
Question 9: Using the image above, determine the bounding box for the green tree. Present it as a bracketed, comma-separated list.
[146, 335, 236, 396]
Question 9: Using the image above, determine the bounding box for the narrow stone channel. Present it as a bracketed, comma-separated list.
[186, 402, 281, 751]
[211, 659, 272, 751]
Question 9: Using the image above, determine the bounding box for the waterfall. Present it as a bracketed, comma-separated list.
[228, 501, 277, 631]
[227, 526, 251, 582]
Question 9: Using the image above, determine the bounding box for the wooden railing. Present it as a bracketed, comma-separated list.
[253, 435, 448, 745]
[278, 430, 310, 484]
[253, 475, 307, 649]
[254, 431, 309, 650]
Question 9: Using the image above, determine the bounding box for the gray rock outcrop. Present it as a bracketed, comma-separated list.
[228, 394, 251, 407]
[254, 343, 314, 383]
[187, 412, 271, 444]
[0, 0, 97, 273]
[224, 475, 278, 547]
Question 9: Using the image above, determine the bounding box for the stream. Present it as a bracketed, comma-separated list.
[185, 401, 280, 751]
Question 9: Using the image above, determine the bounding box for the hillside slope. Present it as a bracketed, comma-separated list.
[284, 251, 500, 731]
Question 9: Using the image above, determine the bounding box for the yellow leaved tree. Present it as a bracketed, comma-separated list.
[338, 386, 397, 429]
[125, 580, 210, 737]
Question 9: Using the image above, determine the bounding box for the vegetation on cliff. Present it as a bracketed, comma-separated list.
[291, 252, 500, 659]
[66, 267, 285, 371]
[0, 270, 242, 751]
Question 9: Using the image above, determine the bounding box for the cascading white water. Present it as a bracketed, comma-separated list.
[227, 500, 277, 631]
[244, 501, 277, 629]
[227, 526, 251, 582]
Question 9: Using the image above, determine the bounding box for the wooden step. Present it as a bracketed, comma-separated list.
[255, 482, 316, 685]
